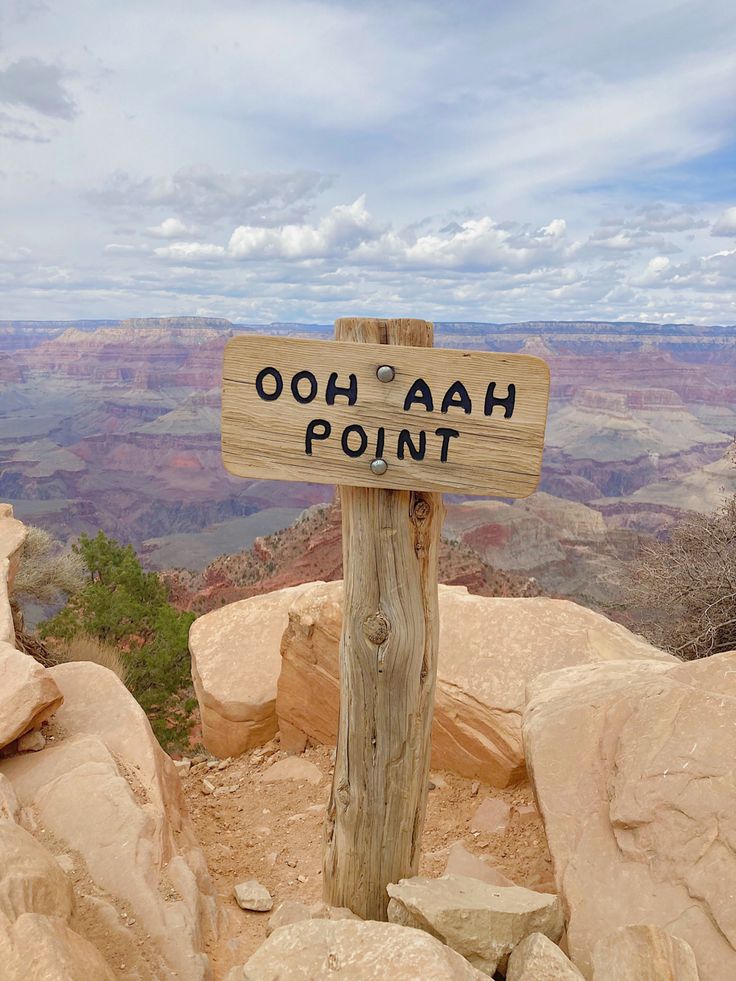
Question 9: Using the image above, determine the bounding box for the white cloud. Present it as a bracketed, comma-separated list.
[145, 217, 196, 239]
[153, 241, 226, 261]
[228, 196, 382, 260]
[712, 207, 736, 236]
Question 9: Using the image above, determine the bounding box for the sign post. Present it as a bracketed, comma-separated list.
[221, 316, 549, 920]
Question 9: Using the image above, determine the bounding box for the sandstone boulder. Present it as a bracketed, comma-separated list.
[189, 582, 321, 758]
[0, 642, 63, 751]
[591, 925, 700, 980]
[387, 874, 563, 975]
[507, 932, 584, 980]
[1, 661, 217, 980]
[0, 911, 117, 981]
[523, 652, 736, 980]
[0, 505, 26, 647]
[276, 581, 673, 785]
[0, 822, 73, 922]
[242, 918, 487, 979]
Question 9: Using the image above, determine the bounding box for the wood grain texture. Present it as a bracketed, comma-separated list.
[221, 327, 549, 498]
[322, 318, 443, 920]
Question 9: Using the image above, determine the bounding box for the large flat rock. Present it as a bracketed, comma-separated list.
[276, 581, 674, 785]
[387, 874, 563, 976]
[189, 582, 320, 758]
[523, 651, 736, 980]
[241, 917, 487, 979]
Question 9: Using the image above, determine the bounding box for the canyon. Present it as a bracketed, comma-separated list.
[1, 318, 734, 594]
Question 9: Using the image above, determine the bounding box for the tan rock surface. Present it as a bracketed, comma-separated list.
[387, 874, 563, 975]
[189, 582, 321, 758]
[0, 822, 73, 922]
[592, 924, 700, 980]
[0, 910, 117, 981]
[260, 755, 323, 785]
[242, 918, 487, 979]
[523, 652, 736, 980]
[507, 932, 584, 980]
[0, 505, 27, 646]
[2, 661, 218, 980]
[0, 642, 63, 751]
[277, 581, 674, 785]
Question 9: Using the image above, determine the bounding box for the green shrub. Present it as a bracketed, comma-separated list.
[41, 531, 196, 750]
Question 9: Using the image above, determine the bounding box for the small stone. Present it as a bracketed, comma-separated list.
[260, 756, 323, 785]
[234, 879, 273, 912]
[218, 757, 233, 770]
[429, 772, 448, 790]
[307, 803, 325, 814]
[288, 813, 306, 823]
[174, 759, 191, 777]
[191, 754, 207, 765]
[514, 803, 539, 825]
[213, 783, 239, 796]
[470, 797, 511, 834]
[17, 730, 46, 753]
[470, 781, 480, 797]
[297, 874, 307, 883]
[206, 759, 220, 769]
[201, 778, 215, 795]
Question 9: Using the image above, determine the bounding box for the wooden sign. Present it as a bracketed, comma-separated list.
[222, 335, 549, 497]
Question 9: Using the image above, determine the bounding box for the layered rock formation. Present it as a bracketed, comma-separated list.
[277, 581, 676, 784]
[4, 318, 734, 567]
[523, 652, 736, 980]
[189, 582, 321, 758]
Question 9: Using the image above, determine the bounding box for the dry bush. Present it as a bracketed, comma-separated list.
[52, 632, 129, 686]
[13, 526, 86, 605]
[628, 495, 736, 658]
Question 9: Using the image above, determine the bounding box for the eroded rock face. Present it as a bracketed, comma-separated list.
[189, 582, 321, 758]
[0, 505, 27, 647]
[386, 874, 564, 976]
[0, 911, 117, 981]
[0, 822, 74, 922]
[591, 925, 700, 980]
[523, 652, 736, 980]
[241, 918, 487, 980]
[277, 581, 674, 786]
[0, 642, 63, 751]
[1, 662, 217, 980]
[507, 932, 584, 980]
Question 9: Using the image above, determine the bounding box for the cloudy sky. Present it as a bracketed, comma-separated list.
[1, 0, 735, 325]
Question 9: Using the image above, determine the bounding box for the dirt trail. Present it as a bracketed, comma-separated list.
[181, 741, 552, 978]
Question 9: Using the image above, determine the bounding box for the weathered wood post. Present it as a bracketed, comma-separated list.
[322, 317, 444, 920]
[220, 316, 549, 923]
